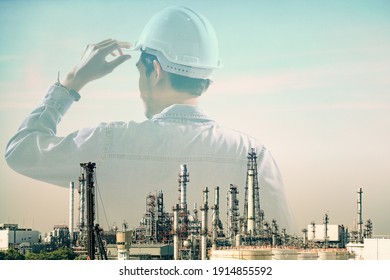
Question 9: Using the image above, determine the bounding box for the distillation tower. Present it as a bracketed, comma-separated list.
[135, 190, 173, 243]
[200, 187, 209, 260]
[211, 186, 224, 249]
[172, 164, 193, 259]
[227, 184, 240, 245]
[178, 164, 190, 241]
[243, 148, 262, 236]
[71, 163, 107, 260]
[323, 213, 329, 248]
[83, 162, 108, 260]
[69, 182, 75, 246]
[77, 172, 86, 246]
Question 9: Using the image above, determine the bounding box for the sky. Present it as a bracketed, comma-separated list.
[0, 0, 389, 236]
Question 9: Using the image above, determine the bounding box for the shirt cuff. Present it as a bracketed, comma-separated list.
[54, 81, 81, 101]
[41, 83, 78, 115]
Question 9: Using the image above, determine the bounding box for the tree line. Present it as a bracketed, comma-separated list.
[0, 247, 86, 260]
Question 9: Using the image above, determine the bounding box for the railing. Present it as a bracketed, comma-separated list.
[371, 235, 390, 239]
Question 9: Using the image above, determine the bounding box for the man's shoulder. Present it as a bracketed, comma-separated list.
[215, 123, 265, 146]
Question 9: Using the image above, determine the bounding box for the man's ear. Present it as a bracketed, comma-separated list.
[151, 60, 168, 88]
[153, 60, 162, 79]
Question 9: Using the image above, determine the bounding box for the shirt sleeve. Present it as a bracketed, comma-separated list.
[5, 83, 107, 187]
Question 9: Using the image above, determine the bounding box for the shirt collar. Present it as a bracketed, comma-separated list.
[151, 104, 215, 124]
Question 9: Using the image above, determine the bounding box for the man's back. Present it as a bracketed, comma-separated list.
[6, 99, 294, 232]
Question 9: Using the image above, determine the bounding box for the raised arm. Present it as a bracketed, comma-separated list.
[61, 39, 132, 92]
[5, 39, 132, 187]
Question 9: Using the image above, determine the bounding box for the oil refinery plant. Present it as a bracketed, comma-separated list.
[54, 148, 384, 260]
[3, 149, 386, 260]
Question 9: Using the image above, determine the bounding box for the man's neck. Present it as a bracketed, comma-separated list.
[145, 90, 200, 119]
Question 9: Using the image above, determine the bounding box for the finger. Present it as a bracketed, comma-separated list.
[94, 39, 115, 49]
[84, 39, 113, 53]
[106, 54, 131, 72]
[117, 41, 132, 49]
[110, 48, 124, 57]
[96, 39, 113, 45]
[100, 41, 132, 57]
[80, 39, 113, 59]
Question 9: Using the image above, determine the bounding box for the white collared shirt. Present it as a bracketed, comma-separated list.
[5, 83, 296, 233]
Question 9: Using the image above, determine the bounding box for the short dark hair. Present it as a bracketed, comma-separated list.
[140, 52, 211, 96]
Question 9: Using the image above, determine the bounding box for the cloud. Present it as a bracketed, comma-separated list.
[211, 59, 390, 98]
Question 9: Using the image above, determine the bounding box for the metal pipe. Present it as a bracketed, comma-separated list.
[311, 222, 316, 241]
[227, 188, 232, 240]
[179, 164, 189, 210]
[247, 169, 255, 235]
[177, 164, 190, 242]
[302, 229, 308, 248]
[81, 162, 96, 260]
[79, 173, 85, 233]
[193, 203, 198, 223]
[212, 186, 219, 249]
[200, 187, 209, 260]
[69, 181, 74, 246]
[323, 213, 329, 248]
[227, 184, 239, 244]
[357, 188, 363, 243]
[173, 204, 179, 260]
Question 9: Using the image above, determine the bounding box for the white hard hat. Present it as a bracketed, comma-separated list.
[133, 6, 222, 79]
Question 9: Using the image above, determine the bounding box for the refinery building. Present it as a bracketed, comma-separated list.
[2, 150, 389, 260]
[0, 224, 40, 253]
[61, 149, 389, 260]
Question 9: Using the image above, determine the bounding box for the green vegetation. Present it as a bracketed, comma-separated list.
[0, 248, 25, 260]
[26, 247, 77, 260]
[1, 247, 77, 260]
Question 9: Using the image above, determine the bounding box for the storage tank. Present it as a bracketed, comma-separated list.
[209, 247, 272, 260]
[298, 251, 318, 260]
[272, 248, 299, 260]
[318, 250, 337, 260]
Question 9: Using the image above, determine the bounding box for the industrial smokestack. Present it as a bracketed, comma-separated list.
[311, 221, 316, 241]
[179, 164, 189, 210]
[247, 169, 255, 235]
[177, 164, 189, 244]
[193, 203, 198, 223]
[79, 173, 86, 233]
[302, 228, 308, 248]
[81, 162, 96, 260]
[244, 148, 260, 235]
[69, 181, 75, 245]
[357, 188, 363, 243]
[172, 204, 180, 260]
[212, 186, 220, 249]
[227, 184, 239, 244]
[323, 213, 329, 248]
[200, 187, 209, 260]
